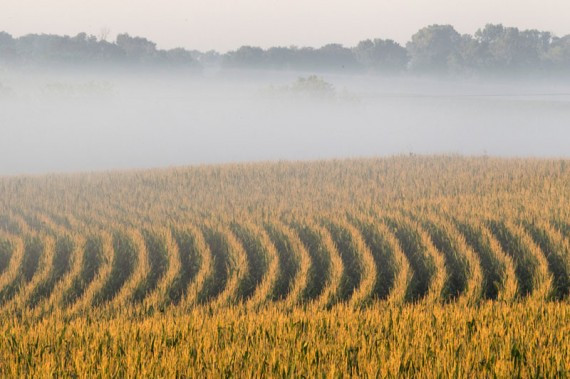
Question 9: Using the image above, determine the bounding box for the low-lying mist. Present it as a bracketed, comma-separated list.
[1, 69, 569, 175]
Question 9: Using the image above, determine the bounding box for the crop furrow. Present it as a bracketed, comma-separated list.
[487, 220, 552, 300]
[200, 224, 249, 306]
[326, 218, 377, 307]
[292, 219, 343, 308]
[0, 236, 13, 277]
[264, 221, 309, 306]
[322, 219, 363, 304]
[385, 216, 446, 303]
[169, 225, 211, 306]
[231, 221, 278, 308]
[0, 212, 31, 236]
[230, 222, 268, 302]
[350, 215, 411, 304]
[523, 221, 570, 300]
[60, 234, 102, 308]
[27, 234, 75, 309]
[91, 230, 140, 307]
[420, 214, 483, 304]
[0, 235, 46, 310]
[67, 231, 114, 314]
[0, 233, 24, 304]
[455, 220, 517, 301]
[198, 226, 229, 304]
[4, 234, 55, 314]
[110, 229, 151, 308]
[552, 220, 570, 240]
[130, 229, 170, 304]
[142, 228, 181, 310]
[0, 214, 21, 235]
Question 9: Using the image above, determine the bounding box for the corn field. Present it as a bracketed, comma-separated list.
[0, 156, 568, 376]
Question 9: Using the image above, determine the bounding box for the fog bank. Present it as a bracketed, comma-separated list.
[1, 70, 569, 175]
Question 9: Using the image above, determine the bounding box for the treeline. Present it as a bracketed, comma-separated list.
[1, 24, 569, 75]
[0, 32, 199, 69]
[223, 24, 570, 76]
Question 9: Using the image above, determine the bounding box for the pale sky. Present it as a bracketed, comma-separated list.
[1, 0, 569, 52]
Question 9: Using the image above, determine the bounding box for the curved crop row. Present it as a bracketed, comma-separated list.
[143, 228, 181, 310]
[110, 229, 150, 309]
[91, 230, 140, 307]
[455, 220, 518, 301]
[0, 214, 26, 235]
[130, 229, 170, 304]
[27, 234, 75, 309]
[4, 234, 55, 314]
[64, 231, 113, 315]
[0, 235, 46, 310]
[0, 213, 30, 236]
[291, 219, 333, 304]
[552, 219, 570, 240]
[169, 225, 210, 306]
[350, 215, 410, 304]
[419, 213, 483, 304]
[230, 222, 269, 303]
[523, 220, 570, 300]
[60, 234, 100, 308]
[487, 220, 552, 300]
[0, 234, 24, 303]
[200, 223, 250, 306]
[292, 219, 342, 307]
[0, 236, 14, 278]
[322, 220, 363, 303]
[264, 221, 309, 306]
[231, 221, 279, 308]
[34, 234, 84, 316]
[384, 216, 446, 303]
[324, 217, 377, 307]
[0, 214, 567, 313]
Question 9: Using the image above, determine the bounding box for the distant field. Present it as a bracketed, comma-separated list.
[0, 156, 568, 376]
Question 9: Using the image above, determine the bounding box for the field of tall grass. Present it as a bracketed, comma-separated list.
[0, 156, 568, 376]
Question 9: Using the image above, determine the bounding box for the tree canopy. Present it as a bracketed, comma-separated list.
[1, 24, 569, 76]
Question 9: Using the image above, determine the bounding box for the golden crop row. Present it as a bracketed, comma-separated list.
[0, 302, 568, 377]
[0, 157, 568, 376]
[0, 203, 567, 316]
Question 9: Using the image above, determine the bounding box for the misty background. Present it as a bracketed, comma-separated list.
[3, 0, 570, 52]
[1, 23, 570, 175]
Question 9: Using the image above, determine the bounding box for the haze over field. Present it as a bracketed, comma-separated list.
[2, 4, 570, 175]
[1, 69, 570, 175]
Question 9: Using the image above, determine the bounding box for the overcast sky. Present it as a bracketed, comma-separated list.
[1, 0, 569, 52]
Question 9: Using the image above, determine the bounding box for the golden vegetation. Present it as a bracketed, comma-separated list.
[0, 156, 568, 376]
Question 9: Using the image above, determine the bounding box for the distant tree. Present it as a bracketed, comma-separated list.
[0, 32, 17, 63]
[290, 75, 335, 96]
[406, 25, 463, 74]
[315, 43, 360, 70]
[475, 24, 552, 72]
[455, 34, 488, 73]
[545, 35, 570, 72]
[290, 47, 318, 70]
[98, 27, 111, 42]
[156, 48, 201, 68]
[115, 34, 157, 63]
[265, 46, 298, 69]
[223, 46, 265, 68]
[354, 39, 408, 72]
[189, 50, 222, 66]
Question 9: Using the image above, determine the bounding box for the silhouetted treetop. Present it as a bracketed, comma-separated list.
[0, 32, 199, 69]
